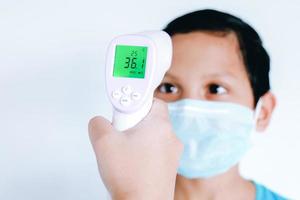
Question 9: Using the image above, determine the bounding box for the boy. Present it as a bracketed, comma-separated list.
[89, 9, 286, 199]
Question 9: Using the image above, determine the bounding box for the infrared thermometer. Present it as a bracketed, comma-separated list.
[105, 31, 172, 131]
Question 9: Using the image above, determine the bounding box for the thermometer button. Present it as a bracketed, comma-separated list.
[122, 85, 132, 95]
[131, 92, 141, 100]
[112, 90, 122, 99]
[120, 96, 131, 106]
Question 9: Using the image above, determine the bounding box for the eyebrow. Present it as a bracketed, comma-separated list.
[164, 72, 180, 80]
[165, 71, 238, 81]
[202, 72, 238, 80]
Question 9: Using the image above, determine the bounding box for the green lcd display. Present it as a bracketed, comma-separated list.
[113, 45, 148, 79]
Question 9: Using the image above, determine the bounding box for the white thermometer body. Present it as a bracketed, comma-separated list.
[105, 31, 172, 131]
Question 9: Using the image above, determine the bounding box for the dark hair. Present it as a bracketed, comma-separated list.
[163, 9, 270, 105]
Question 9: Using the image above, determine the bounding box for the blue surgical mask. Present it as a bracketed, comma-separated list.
[168, 99, 261, 179]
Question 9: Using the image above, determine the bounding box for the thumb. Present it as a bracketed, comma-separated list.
[88, 116, 115, 145]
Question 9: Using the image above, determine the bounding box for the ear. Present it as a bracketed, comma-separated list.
[256, 91, 277, 132]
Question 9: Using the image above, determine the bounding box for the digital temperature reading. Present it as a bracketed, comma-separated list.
[113, 45, 148, 79]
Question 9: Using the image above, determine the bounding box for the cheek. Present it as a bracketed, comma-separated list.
[233, 82, 255, 109]
[153, 90, 162, 99]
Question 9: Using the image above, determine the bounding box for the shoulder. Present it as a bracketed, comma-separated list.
[253, 181, 288, 200]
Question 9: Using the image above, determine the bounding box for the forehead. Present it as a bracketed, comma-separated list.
[169, 31, 248, 80]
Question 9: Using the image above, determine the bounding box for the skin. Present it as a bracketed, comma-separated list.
[89, 99, 183, 200]
[88, 31, 276, 200]
[155, 31, 276, 199]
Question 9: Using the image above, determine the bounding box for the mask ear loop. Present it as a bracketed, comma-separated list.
[249, 98, 263, 142]
[254, 98, 263, 123]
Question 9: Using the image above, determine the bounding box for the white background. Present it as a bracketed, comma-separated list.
[1, 0, 299, 199]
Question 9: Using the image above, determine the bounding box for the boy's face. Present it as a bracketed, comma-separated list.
[155, 31, 255, 109]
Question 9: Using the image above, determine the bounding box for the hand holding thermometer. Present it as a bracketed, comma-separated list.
[105, 31, 172, 131]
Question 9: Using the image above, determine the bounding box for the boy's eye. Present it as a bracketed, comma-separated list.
[157, 83, 178, 94]
[208, 84, 227, 95]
